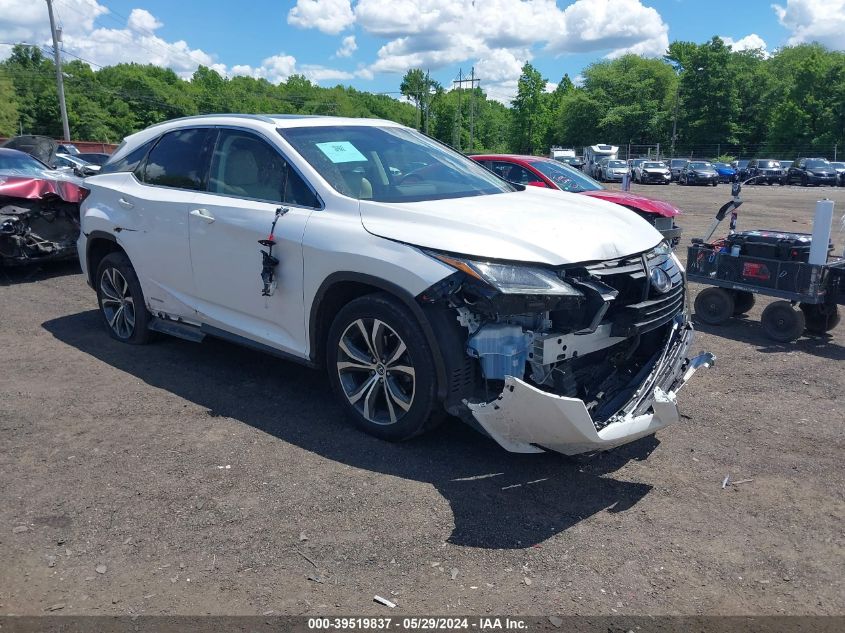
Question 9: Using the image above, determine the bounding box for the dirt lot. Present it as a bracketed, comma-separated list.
[1, 182, 843, 617]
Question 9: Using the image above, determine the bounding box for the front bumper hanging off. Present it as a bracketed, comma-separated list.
[467, 322, 714, 456]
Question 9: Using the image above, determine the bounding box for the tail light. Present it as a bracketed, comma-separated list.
[78, 187, 91, 203]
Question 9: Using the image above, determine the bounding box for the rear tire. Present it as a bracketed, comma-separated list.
[694, 287, 735, 324]
[732, 290, 756, 315]
[761, 301, 805, 342]
[95, 252, 152, 344]
[326, 292, 439, 442]
[800, 303, 840, 333]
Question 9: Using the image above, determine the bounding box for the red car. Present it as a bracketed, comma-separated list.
[470, 154, 682, 244]
[0, 147, 86, 266]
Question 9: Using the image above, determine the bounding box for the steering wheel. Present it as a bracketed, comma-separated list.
[398, 171, 424, 185]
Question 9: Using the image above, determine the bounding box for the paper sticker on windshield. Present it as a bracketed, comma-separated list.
[316, 141, 367, 163]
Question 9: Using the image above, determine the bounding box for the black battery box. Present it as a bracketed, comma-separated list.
[726, 229, 832, 262]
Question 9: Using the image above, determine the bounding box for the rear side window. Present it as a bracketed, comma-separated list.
[142, 128, 213, 190]
[100, 139, 155, 175]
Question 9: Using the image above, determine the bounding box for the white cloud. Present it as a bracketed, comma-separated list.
[336, 35, 357, 57]
[0, 0, 222, 77]
[720, 33, 769, 55]
[301, 64, 356, 82]
[288, 0, 355, 35]
[230, 54, 299, 84]
[772, 0, 845, 49]
[230, 56, 367, 86]
[474, 47, 531, 103]
[0, 2, 365, 87]
[546, 0, 669, 58]
[126, 8, 162, 33]
[342, 0, 668, 103]
[0, 0, 107, 45]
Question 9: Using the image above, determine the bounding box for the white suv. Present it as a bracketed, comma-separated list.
[78, 114, 712, 455]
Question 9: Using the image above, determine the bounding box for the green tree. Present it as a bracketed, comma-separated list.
[400, 68, 435, 130]
[510, 63, 547, 154]
[0, 69, 20, 136]
[665, 37, 741, 151]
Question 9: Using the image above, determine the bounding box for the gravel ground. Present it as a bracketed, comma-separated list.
[1, 182, 843, 617]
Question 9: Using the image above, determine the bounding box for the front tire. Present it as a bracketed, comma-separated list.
[694, 287, 735, 324]
[326, 293, 438, 442]
[96, 252, 152, 344]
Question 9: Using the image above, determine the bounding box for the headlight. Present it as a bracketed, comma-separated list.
[429, 253, 583, 296]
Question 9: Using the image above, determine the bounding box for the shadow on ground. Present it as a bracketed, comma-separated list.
[694, 316, 845, 361]
[0, 260, 81, 285]
[43, 310, 658, 550]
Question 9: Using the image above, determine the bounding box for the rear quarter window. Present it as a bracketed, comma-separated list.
[100, 139, 156, 175]
[141, 128, 214, 190]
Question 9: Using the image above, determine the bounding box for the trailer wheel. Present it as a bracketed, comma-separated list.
[732, 290, 756, 315]
[800, 303, 840, 333]
[761, 301, 805, 342]
[694, 287, 735, 324]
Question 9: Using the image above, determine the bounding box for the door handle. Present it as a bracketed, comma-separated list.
[118, 197, 134, 209]
[190, 208, 215, 223]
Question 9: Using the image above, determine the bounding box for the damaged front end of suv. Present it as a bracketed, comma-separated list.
[0, 175, 85, 266]
[420, 242, 714, 455]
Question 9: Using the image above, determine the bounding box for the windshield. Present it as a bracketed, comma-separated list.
[528, 159, 603, 193]
[279, 125, 514, 202]
[670, 159, 687, 168]
[830, 162, 845, 169]
[643, 162, 665, 169]
[689, 161, 713, 170]
[714, 163, 731, 169]
[759, 160, 781, 168]
[607, 160, 626, 168]
[0, 151, 50, 177]
[806, 159, 830, 169]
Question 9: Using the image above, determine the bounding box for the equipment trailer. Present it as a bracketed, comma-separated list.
[687, 181, 844, 342]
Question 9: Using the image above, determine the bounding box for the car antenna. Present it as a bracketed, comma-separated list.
[258, 206, 289, 296]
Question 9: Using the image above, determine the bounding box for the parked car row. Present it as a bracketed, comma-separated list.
[1, 135, 105, 176]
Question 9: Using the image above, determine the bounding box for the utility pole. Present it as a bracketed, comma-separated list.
[452, 67, 481, 152]
[454, 68, 462, 151]
[670, 82, 679, 158]
[45, 0, 70, 141]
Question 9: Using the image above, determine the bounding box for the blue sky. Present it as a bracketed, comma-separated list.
[2, 0, 843, 103]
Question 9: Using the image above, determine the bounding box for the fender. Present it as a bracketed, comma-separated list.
[309, 271, 449, 401]
[84, 230, 120, 286]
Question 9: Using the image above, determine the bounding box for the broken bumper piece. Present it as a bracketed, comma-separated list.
[467, 324, 714, 456]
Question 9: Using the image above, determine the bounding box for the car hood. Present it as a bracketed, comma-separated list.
[0, 173, 85, 203]
[579, 190, 680, 218]
[358, 187, 662, 266]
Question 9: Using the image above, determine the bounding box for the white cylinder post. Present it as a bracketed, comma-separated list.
[809, 199, 834, 265]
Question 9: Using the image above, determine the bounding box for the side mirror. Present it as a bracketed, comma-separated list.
[73, 167, 85, 177]
[527, 181, 548, 188]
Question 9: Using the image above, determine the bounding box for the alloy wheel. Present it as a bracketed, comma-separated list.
[99, 267, 136, 339]
[336, 318, 415, 425]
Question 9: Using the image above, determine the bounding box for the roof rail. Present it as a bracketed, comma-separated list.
[146, 113, 276, 128]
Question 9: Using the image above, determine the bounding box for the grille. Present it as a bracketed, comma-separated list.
[586, 250, 684, 338]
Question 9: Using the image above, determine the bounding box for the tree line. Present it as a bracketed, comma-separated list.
[1, 38, 844, 160]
